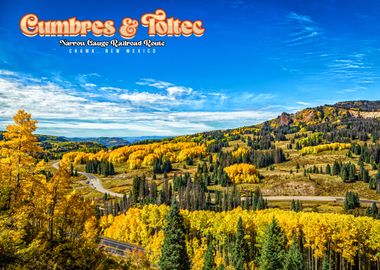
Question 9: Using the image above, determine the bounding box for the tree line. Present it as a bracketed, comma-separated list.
[85, 159, 115, 176]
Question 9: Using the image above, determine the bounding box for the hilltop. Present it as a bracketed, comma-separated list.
[54, 100, 380, 213]
[270, 100, 380, 128]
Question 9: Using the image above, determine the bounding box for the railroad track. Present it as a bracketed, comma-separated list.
[99, 237, 145, 256]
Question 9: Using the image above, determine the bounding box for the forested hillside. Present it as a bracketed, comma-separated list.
[1, 101, 380, 269]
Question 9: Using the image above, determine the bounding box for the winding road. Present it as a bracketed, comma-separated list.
[52, 162, 380, 204]
[260, 196, 380, 205]
[52, 162, 124, 198]
[51, 161, 380, 258]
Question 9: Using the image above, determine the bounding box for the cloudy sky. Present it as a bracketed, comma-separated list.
[1, 0, 380, 137]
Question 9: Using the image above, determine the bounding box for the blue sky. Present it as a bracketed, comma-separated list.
[0, 0, 380, 137]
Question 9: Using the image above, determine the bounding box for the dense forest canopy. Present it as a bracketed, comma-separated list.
[2, 101, 380, 269]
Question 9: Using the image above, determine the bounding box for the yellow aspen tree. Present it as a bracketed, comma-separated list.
[45, 161, 72, 242]
[0, 110, 42, 205]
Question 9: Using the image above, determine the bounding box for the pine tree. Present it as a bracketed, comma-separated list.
[132, 176, 141, 203]
[341, 166, 348, 182]
[322, 254, 330, 270]
[202, 240, 215, 270]
[252, 187, 267, 210]
[360, 165, 370, 183]
[365, 202, 379, 219]
[283, 235, 304, 270]
[159, 201, 190, 270]
[108, 161, 115, 175]
[344, 191, 360, 212]
[291, 200, 302, 212]
[326, 164, 331, 175]
[70, 163, 74, 176]
[259, 218, 286, 270]
[332, 161, 340, 175]
[369, 177, 377, 190]
[232, 217, 248, 270]
[348, 164, 356, 182]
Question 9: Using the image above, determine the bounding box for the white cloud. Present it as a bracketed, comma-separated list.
[0, 70, 17, 76]
[137, 78, 193, 96]
[327, 53, 376, 86]
[286, 12, 321, 46]
[170, 111, 277, 122]
[100, 86, 123, 92]
[166, 86, 193, 96]
[288, 12, 314, 24]
[136, 78, 173, 89]
[296, 101, 311, 106]
[0, 70, 277, 136]
[119, 92, 174, 103]
[83, 83, 97, 88]
[0, 72, 131, 122]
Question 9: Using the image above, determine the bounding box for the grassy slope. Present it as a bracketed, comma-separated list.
[49, 102, 380, 212]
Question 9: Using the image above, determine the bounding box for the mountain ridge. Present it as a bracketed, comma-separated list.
[270, 100, 380, 128]
[1, 100, 379, 146]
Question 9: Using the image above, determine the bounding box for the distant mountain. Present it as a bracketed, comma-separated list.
[69, 137, 130, 147]
[122, 136, 170, 144]
[33, 135, 170, 147]
[3, 100, 379, 147]
[36, 134, 68, 143]
[68, 136, 169, 147]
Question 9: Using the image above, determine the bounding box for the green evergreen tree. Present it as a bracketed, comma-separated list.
[132, 176, 141, 203]
[202, 240, 215, 270]
[232, 217, 248, 270]
[291, 200, 302, 212]
[332, 161, 340, 176]
[70, 163, 74, 176]
[159, 201, 190, 270]
[259, 218, 286, 270]
[359, 164, 364, 181]
[326, 164, 331, 175]
[365, 202, 379, 219]
[341, 167, 348, 182]
[344, 191, 360, 212]
[252, 187, 267, 210]
[348, 164, 356, 182]
[369, 177, 377, 190]
[322, 254, 330, 270]
[283, 235, 304, 270]
[108, 161, 115, 175]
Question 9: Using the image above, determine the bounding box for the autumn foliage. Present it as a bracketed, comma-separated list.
[223, 163, 260, 183]
[62, 141, 207, 170]
[300, 143, 351, 155]
[0, 110, 118, 269]
[101, 205, 380, 269]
